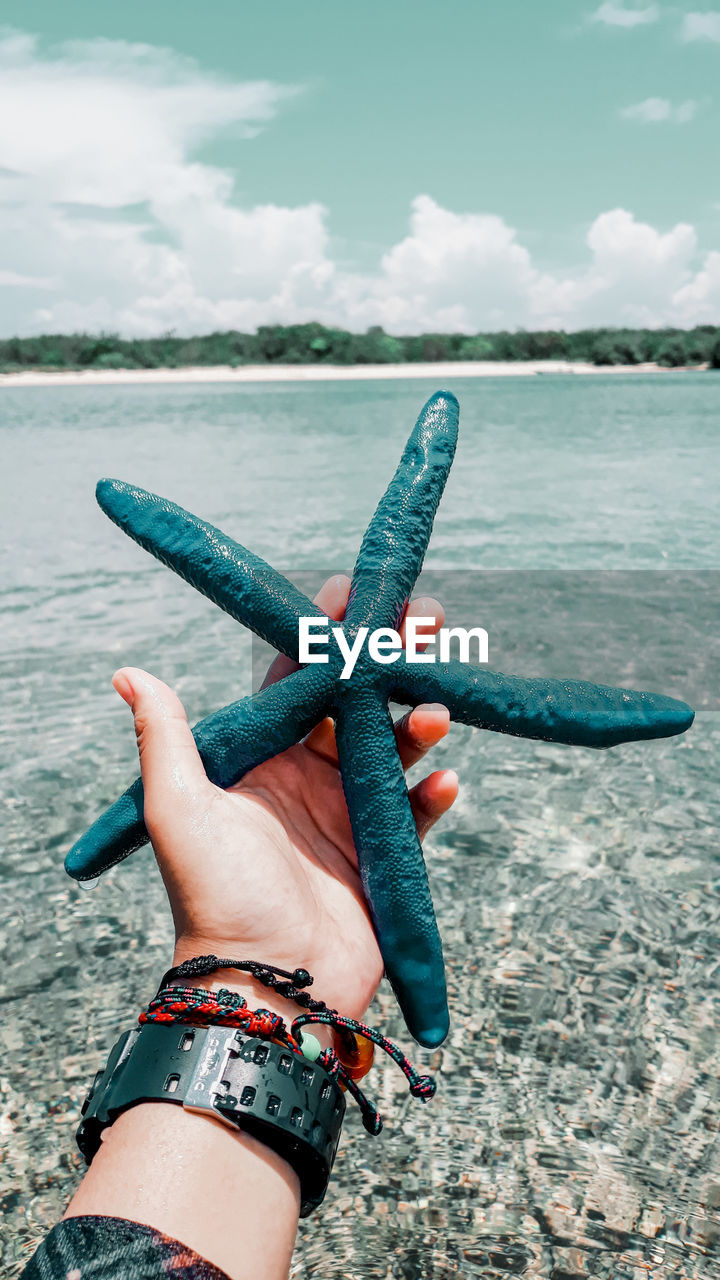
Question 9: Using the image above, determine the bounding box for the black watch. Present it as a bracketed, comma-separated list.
[77, 1021, 346, 1217]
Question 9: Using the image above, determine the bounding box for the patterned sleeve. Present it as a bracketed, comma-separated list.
[20, 1214, 231, 1280]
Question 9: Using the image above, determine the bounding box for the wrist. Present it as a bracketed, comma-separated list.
[72, 1009, 346, 1229]
[168, 944, 335, 1050]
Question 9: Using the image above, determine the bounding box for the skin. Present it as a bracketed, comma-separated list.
[65, 575, 458, 1280]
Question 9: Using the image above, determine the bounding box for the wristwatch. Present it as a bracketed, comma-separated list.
[77, 1021, 346, 1216]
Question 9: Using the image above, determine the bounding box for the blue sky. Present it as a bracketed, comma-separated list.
[1, 0, 719, 335]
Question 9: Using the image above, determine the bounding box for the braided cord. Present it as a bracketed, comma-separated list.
[150, 955, 437, 1134]
[140, 986, 303, 1051]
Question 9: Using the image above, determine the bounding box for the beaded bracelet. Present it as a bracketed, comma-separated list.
[141, 955, 437, 1135]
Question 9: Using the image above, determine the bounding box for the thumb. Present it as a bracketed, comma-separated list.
[113, 667, 210, 829]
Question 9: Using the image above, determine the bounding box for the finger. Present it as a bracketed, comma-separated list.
[409, 768, 459, 841]
[305, 699, 451, 769]
[399, 596, 445, 650]
[261, 574, 351, 690]
[303, 715, 338, 765]
[395, 702, 450, 770]
[112, 667, 210, 828]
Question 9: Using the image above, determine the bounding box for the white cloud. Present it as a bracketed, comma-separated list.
[0, 268, 56, 288]
[620, 96, 699, 122]
[341, 201, 706, 332]
[681, 12, 720, 41]
[0, 32, 326, 335]
[332, 198, 541, 332]
[590, 3, 660, 27]
[672, 251, 720, 321]
[2, 32, 720, 337]
[561, 209, 700, 326]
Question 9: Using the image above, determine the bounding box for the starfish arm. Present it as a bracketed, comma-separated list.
[96, 479, 322, 660]
[391, 660, 695, 749]
[344, 391, 459, 630]
[65, 667, 331, 881]
[334, 688, 449, 1049]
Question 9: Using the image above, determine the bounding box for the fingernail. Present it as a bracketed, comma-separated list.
[413, 704, 450, 746]
[112, 670, 134, 707]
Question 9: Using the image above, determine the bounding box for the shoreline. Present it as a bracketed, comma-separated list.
[0, 358, 694, 388]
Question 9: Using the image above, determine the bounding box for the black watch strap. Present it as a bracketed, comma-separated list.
[77, 1022, 346, 1216]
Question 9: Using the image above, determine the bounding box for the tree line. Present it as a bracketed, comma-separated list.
[2, 323, 720, 370]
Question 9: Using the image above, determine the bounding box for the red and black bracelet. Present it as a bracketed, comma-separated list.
[141, 955, 437, 1135]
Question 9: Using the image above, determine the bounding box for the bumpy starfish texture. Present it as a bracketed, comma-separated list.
[66, 391, 694, 1048]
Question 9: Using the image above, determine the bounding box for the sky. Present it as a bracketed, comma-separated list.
[1, 0, 720, 336]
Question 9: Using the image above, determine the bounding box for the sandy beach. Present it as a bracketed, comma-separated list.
[0, 359, 669, 388]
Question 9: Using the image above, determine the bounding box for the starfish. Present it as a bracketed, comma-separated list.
[65, 391, 694, 1048]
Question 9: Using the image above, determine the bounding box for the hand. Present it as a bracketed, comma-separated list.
[113, 574, 458, 1026]
[67, 575, 458, 1276]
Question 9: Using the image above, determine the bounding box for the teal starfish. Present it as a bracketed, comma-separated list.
[65, 391, 694, 1047]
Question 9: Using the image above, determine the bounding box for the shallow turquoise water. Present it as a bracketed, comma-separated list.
[1, 374, 719, 1277]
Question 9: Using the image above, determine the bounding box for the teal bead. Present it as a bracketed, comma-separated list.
[300, 1032, 322, 1062]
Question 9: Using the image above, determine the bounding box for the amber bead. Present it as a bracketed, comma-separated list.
[333, 1030, 375, 1081]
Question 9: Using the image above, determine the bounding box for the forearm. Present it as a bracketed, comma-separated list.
[65, 1102, 300, 1280]
[64, 963, 309, 1280]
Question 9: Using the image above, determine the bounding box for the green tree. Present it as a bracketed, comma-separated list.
[589, 335, 625, 365]
[353, 326, 404, 364]
[3, 323, 720, 372]
[656, 337, 689, 368]
[457, 336, 495, 360]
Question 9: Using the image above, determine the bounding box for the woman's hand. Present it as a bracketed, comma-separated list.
[114, 574, 458, 1023]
